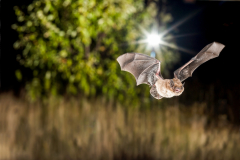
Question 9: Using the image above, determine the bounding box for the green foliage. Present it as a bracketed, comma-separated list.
[15, 69, 22, 81]
[13, 0, 179, 103]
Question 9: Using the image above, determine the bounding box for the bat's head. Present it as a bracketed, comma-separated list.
[169, 78, 184, 95]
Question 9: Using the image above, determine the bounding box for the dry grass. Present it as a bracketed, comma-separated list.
[0, 93, 239, 160]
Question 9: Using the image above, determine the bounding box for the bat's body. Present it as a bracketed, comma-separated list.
[155, 78, 184, 98]
[117, 42, 225, 99]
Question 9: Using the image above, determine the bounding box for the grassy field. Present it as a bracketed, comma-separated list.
[0, 93, 239, 160]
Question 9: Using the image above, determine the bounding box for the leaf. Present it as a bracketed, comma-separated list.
[15, 70, 22, 81]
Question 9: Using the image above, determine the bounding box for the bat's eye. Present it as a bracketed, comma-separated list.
[170, 80, 174, 88]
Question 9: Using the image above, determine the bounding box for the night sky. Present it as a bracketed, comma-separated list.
[167, 1, 240, 123]
[2, 0, 240, 91]
[168, 1, 240, 86]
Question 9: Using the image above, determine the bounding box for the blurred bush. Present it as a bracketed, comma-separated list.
[12, 0, 179, 103]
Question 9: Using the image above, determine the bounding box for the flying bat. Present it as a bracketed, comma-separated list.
[117, 42, 225, 99]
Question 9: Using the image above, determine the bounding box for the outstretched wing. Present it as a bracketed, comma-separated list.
[117, 53, 162, 86]
[174, 42, 225, 82]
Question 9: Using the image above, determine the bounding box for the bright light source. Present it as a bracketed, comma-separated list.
[146, 34, 162, 46]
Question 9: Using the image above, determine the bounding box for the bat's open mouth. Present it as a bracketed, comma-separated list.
[175, 89, 181, 93]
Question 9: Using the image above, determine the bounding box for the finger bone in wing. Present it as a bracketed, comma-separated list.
[137, 63, 159, 86]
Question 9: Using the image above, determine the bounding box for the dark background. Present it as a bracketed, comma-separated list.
[168, 0, 240, 124]
[2, 0, 240, 123]
[171, 1, 240, 84]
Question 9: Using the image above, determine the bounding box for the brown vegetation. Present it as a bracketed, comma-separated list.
[0, 93, 239, 160]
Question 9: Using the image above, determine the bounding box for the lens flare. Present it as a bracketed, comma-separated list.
[146, 34, 163, 46]
[126, 10, 202, 54]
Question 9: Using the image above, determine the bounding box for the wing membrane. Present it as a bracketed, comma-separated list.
[174, 42, 225, 82]
[117, 53, 161, 86]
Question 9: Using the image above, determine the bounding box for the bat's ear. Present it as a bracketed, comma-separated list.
[170, 79, 174, 88]
[182, 82, 185, 87]
[174, 73, 178, 79]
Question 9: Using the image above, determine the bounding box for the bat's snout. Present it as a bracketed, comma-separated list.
[174, 86, 184, 93]
[175, 88, 181, 93]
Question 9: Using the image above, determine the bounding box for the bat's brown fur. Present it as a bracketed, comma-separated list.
[155, 78, 184, 98]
